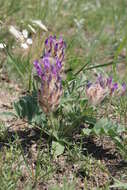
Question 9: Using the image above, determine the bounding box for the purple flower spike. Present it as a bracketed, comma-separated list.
[33, 35, 65, 114]
[44, 35, 66, 64]
[34, 55, 63, 89]
[86, 74, 127, 103]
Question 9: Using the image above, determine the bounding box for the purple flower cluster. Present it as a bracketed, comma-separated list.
[34, 56, 62, 86]
[86, 74, 126, 105]
[44, 35, 66, 64]
[96, 75, 126, 95]
[33, 36, 66, 113]
[34, 35, 66, 87]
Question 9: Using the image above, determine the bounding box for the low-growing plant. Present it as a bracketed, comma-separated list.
[12, 35, 127, 161]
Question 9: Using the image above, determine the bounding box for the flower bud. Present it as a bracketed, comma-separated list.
[86, 74, 126, 105]
[86, 83, 108, 105]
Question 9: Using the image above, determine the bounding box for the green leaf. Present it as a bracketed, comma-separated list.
[83, 118, 126, 157]
[52, 141, 65, 157]
[93, 118, 109, 135]
[13, 102, 22, 117]
[13, 91, 39, 121]
[93, 118, 125, 136]
[32, 112, 46, 126]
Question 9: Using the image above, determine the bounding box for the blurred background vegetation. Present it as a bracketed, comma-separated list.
[0, 0, 127, 86]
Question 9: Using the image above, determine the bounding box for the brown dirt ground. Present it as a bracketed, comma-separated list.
[0, 71, 127, 190]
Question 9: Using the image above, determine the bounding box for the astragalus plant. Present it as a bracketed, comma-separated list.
[34, 36, 66, 114]
[14, 35, 127, 158]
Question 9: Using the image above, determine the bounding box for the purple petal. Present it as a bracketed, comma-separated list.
[41, 73, 46, 81]
[107, 76, 112, 86]
[56, 59, 62, 70]
[111, 83, 118, 93]
[51, 65, 57, 76]
[54, 43, 58, 52]
[44, 35, 66, 64]
[122, 82, 126, 89]
[53, 35, 56, 39]
[43, 57, 50, 70]
[47, 74, 52, 85]
[33, 60, 43, 76]
[57, 75, 62, 82]
[86, 81, 92, 89]
[122, 83, 126, 92]
[113, 83, 118, 89]
[45, 38, 48, 45]
[97, 75, 105, 87]
[33, 60, 38, 67]
[59, 50, 65, 62]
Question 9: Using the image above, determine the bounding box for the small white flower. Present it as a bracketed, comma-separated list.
[22, 29, 28, 39]
[9, 25, 34, 50]
[74, 18, 84, 29]
[0, 43, 6, 49]
[26, 38, 32, 45]
[21, 43, 29, 49]
[9, 25, 24, 41]
[32, 20, 48, 32]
